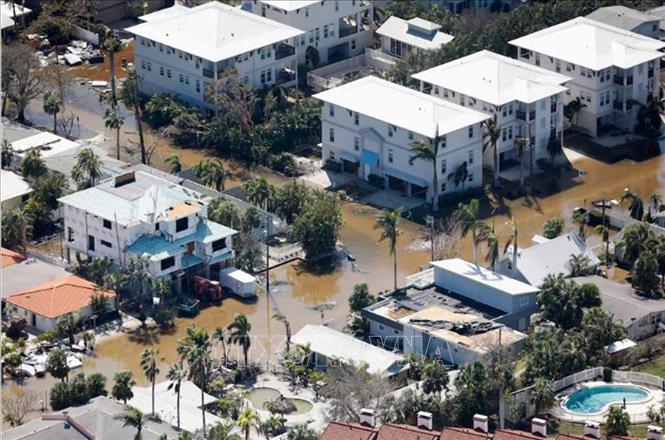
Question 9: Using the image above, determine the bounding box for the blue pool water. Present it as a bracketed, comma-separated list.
[565, 385, 649, 414]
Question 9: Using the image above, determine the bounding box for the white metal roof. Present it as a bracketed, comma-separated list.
[220, 267, 256, 283]
[260, 1, 319, 11]
[376, 16, 454, 51]
[1, 170, 31, 203]
[412, 50, 571, 106]
[126, 2, 304, 62]
[510, 17, 665, 70]
[432, 258, 539, 295]
[314, 76, 490, 138]
[0, 1, 31, 19]
[291, 324, 404, 376]
[138, 3, 190, 22]
[10, 132, 80, 158]
[587, 6, 658, 31]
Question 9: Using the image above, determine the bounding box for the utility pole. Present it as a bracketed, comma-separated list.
[498, 326, 505, 429]
[426, 215, 435, 261]
[265, 210, 271, 372]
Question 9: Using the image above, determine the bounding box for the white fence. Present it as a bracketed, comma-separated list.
[553, 367, 603, 392]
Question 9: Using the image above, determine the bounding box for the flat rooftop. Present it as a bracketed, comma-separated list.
[314, 76, 490, 138]
[413, 50, 571, 106]
[261, 0, 319, 11]
[126, 2, 304, 62]
[510, 17, 665, 70]
[1, 258, 70, 299]
[376, 16, 454, 51]
[1, 169, 32, 203]
[433, 258, 540, 296]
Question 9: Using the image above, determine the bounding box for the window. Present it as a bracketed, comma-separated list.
[179, 73, 184, 83]
[103, 219, 112, 229]
[140, 37, 145, 46]
[434, 86, 439, 95]
[329, 128, 335, 142]
[324, 25, 329, 39]
[440, 182, 446, 192]
[509, 103, 513, 115]
[388, 148, 394, 163]
[176, 217, 188, 233]
[261, 71, 266, 84]
[351, 40, 356, 50]
[502, 106, 507, 117]
[440, 136, 447, 149]
[305, 7, 309, 16]
[141, 60, 146, 70]
[260, 49, 266, 60]
[266, 69, 272, 83]
[440, 159, 447, 174]
[443, 89, 449, 98]
[67, 227, 74, 242]
[388, 125, 394, 137]
[468, 150, 474, 164]
[329, 104, 335, 117]
[508, 126, 513, 140]
[178, 50, 183, 59]
[468, 126, 473, 138]
[335, 1, 339, 11]
[212, 238, 226, 252]
[354, 113, 359, 125]
[502, 127, 507, 142]
[354, 137, 359, 151]
[166, 69, 171, 79]
[146, 61, 151, 72]
[185, 76, 190, 85]
[196, 80, 200, 93]
[161, 256, 175, 271]
[88, 235, 95, 252]
[159, 43, 163, 52]
[160, 66, 164, 76]
[520, 296, 529, 307]
[468, 172, 474, 182]
[315, 28, 320, 41]
[408, 131, 414, 140]
[101, 240, 112, 248]
[155, 223, 160, 231]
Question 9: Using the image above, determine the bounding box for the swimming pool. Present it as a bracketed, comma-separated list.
[565, 385, 650, 414]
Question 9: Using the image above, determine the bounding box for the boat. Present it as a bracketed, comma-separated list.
[18, 364, 36, 377]
[66, 355, 82, 370]
[33, 363, 46, 376]
[175, 298, 200, 317]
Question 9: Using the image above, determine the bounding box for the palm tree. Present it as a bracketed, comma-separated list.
[2, 139, 15, 169]
[453, 199, 489, 266]
[257, 415, 283, 440]
[529, 378, 554, 415]
[484, 226, 500, 270]
[71, 148, 102, 190]
[213, 326, 228, 367]
[208, 421, 242, 440]
[375, 207, 402, 291]
[409, 125, 443, 211]
[2, 208, 31, 254]
[177, 326, 212, 432]
[621, 190, 644, 220]
[227, 314, 252, 368]
[287, 424, 318, 440]
[448, 161, 469, 190]
[104, 105, 124, 160]
[199, 158, 226, 191]
[165, 154, 182, 174]
[237, 406, 259, 440]
[102, 28, 122, 106]
[20, 148, 47, 180]
[595, 224, 611, 266]
[126, 68, 146, 164]
[483, 115, 502, 187]
[605, 406, 630, 438]
[114, 406, 146, 440]
[243, 177, 272, 210]
[616, 222, 654, 263]
[514, 136, 527, 188]
[568, 254, 593, 277]
[140, 348, 160, 415]
[564, 97, 587, 128]
[504, 217, 518, 274]
[58, 312, 82, 346]
[649, 192, 662, 212]
[272, 313, 291, 353]
[166, 361, 187, 429]
[572, 209, 587, 240]
[42, 91, 61, 133]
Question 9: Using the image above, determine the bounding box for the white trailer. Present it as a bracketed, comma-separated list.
[219, 267, 257, 298]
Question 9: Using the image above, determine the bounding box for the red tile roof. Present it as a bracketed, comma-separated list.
[556, 435, 598, 440]
[1, 247, 25, 268]
[494, 430, 547, 440]
[376, 423, 440, 440]
[5, 275, 115, 319]
[319, 421, 377, 440]
[440, 427, 492, 440]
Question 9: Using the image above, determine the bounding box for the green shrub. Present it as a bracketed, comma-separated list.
[603, 366, 613, 382]
[322, 159, 342, 172]
[268, 152, 299, 177]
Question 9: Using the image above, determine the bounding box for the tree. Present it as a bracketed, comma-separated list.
[50, 382, 71, 411]
[348, 283, 375, 312]
[71, 148, 102, 190]
[422, 362, 449, 395]
[42, 91, 62, 133]
[272, 313, 292, 354]
[198, 158, 226, 191]
[2, 42, 49, 123]
[20, 149, 47, 180]
[409, 125, 444, 211]
[167, 361, 187, 429]
[114, 406, 146, 440]
[86, 373, 107, 398]
[205, 421, 242, 440]
[2, 389, 35, 427]
[569, 254, 594, 277]
[375, 208, 402, 292]
[243, 177, 273, 210]
[564, 97, 587, 128]
[47, 348, 70, 382]
[1, 208, 31, 254]
[453, 199, 489, 266]
[2, 139, 14, 169]
[237, 406, 259, 440]
[104, 105, 125, 161]
[537, 274, 588, 329]
[605, 406, 630, 438]
[542, 217, 565, 239]
[292, 192, 343, 258]
[257, 414, 283, 440]
[177, 325, 212, 432]
[57, 312, 82, 346]
[140, 349, 161, 415]
[69, 372, 91, 406]
[622, 190, 645, 221]
[273, 179, 311, 224]
[453, 362, 494, 426]
[124, 68, 146, 164]
[617, 222, 654, 263]
[514, 136, 528, 187]
[213, 326, 228, 367]
[632, 249, 660, 295]
[581, 307, 625, 363]
[572, 209, 587, 240]
[448, 161, 469, 190]
[484, 225, 500, 270]
[101, 28, 122, 107]
[165, 154, 182, 174]
[595, 224, 611, 265]
[112, 371, 136, 404]
[228, 314, 252, 368]
[483, 115, 502, 187]
[287, 424, 318, 440]
[529, 378, 554, 415]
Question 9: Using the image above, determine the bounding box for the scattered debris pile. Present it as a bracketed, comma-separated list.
[409, 318, 498, 335]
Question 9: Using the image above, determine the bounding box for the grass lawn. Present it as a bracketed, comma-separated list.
[633, 353, 665, 377]
[555, 421, 649, 438]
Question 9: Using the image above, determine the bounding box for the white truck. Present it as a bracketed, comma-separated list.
[219, 267, 257, 298]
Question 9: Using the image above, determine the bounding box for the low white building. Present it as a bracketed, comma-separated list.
[413, 50, 571, 173]
[127, 2, 304, 111]
[1, 170, 31, 211]
[58, 169, 236, 292]
[510, 17, 664, 137]
[241, 0, 374, 67]
[314, 76, 489, 207]
[376, 16, 454, 60]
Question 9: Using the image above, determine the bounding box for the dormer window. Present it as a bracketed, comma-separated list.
[176, 217, 188, 233]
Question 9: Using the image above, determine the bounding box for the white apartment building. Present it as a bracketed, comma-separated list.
[314, 76, 489, 207]
[376, 16, 454, 60]
[126, 2, 304, 111]
[58, 169, 236, 292]
[241, 0, 374, 67]
[412, 50, 571, 172]
[510, 17, 665, 138]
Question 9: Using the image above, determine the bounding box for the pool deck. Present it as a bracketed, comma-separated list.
[551, 381, 665, 424]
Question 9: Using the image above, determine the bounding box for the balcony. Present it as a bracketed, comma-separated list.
[613, 100, 624, 111]
[276, 67, 296, 85]
[275, 42, 295, 61]
[516, 110, 535, 121]
[202, 68, 214, 79]
[550, 102, 557, 113]
[339, 25, 358, 38]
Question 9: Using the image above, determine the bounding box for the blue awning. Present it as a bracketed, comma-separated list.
[384, 167, 429, 188]
[361, 149, 380, 167]
[340, 151, 359, 162]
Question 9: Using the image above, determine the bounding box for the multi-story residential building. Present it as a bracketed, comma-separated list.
[241, 0, 374, 67]
[58, 169, 236, 292]
[510, 17, 664, 138]
[376, 16, 454, 60]
[314, 76, 489, 207]
[587, 6, 661, 39]
[412, 50, 571, 172]
[126, 2, 304, 111]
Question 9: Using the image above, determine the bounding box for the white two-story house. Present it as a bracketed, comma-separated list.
[412, 50, 571, 174]
[58, 169, 236, 293]
[314, 76, 489, 208]
[241, 0, 374, 67]
[126, 2, 304, 111]
[510, 17, 664, 138]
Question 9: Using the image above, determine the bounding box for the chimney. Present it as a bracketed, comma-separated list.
[531, 418, 547, 437]
[473, 414, 488, 433]
[584, 420, 600, 439]
[647, 425, 664, 440]
[417, 411, 433, 431]
[359, 408, 376, 428]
